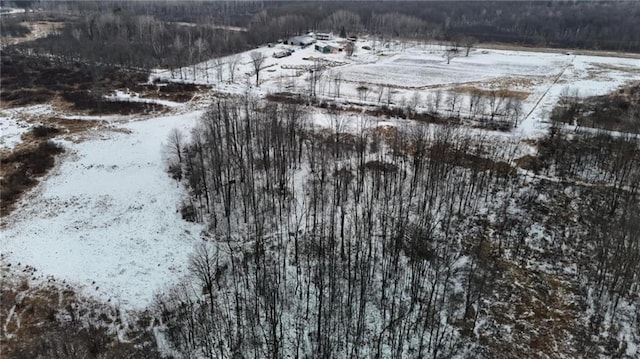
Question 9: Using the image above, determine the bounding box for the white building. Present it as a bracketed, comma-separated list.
[288, 35, 315, 46]
[315, 32, 332, 41]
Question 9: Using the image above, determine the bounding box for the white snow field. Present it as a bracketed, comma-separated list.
[1, 39, 638, 310]
[1, 110, 204, 309]
[339, 48, 562, 88]
[157, 40, 640, 138]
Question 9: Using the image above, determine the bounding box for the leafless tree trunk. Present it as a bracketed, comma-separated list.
[433, 90, 442, 114]
[250, 51, 267, 87]
[189, 242, 221, 321]
[167, 128, 185, 164]
[227, 54, 241, 83]
[463, 36, 476, 56]
[333, 72, 342, 99]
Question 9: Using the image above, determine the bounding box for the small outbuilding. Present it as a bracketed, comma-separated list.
[273, 50, 292, 58]
[288, 35, 315, 47]
[315, 31, 333, 41]
[314, 43, 339, 54]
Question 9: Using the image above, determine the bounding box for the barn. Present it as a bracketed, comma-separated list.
[287, 35, 315, 47]
[315, 43, 340, 54]
[315, 31, 333, 41]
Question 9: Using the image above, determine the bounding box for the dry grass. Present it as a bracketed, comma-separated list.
[490, 76, 540, 89]
[453, 86, 530, 100]
[0, 21, 65, 47]
[593, 63, 640, 74]
[0, 262, 157, 358]
[1, 264, 75, 356]
[478, 255, 586, 359]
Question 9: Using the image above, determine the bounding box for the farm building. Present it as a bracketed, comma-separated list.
[287, 35, 315, 47]
[315, 43, 340, 54]
[315, 31, 332, 41]
[273, 50, 293, 58]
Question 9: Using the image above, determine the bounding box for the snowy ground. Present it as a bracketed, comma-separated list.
[0, 115, 30, 151]
[0, 105, 56, 151]
[155, 39, 640, 139]
[0, 7, 25, 15]
[1, 38, 638, 311]
[1, 109, 204, 310]
[105, 90, 186, 108]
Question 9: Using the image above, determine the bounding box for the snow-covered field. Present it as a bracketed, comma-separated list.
[339, 49, 561, 88]
[1, 110, 204, 309]
[156, 39, 639, 138]
[1, 39, 638, 311]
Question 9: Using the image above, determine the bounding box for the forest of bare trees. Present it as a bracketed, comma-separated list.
[7, 0, 640, 72]
[158, 96, 639, 358]
[2, 1, 638, 357]
[12, 11, 248, 70]
[245, 1, 640, 52]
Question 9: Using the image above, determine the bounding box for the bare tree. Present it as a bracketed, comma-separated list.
[377, 84, 385, 104]
[187, 32, 197, 80]
[308, 60, 324, 99]
[357, 84, 371, 102]
[227, 54, 241, 83]
[559, 86, 580, 106]
[344, 41, 356, 57]
[487, 90, 506, 122]
[447, 91, 461, 115]
[408, 91, 421, 113]
[385, 85, 394, 106]
[151, 24, 166, 65]
[194, 37, 208, 82]
[463, 36, 477, 56]
[320, 9, 362, 34]
[167, 128, 185, 163]
[508, 97, 523, 127]
[173, 35, 184, 79]
[189, 242, 221, 320]
[250, 51, 267, 87]
[445, 49, 456, 64]
[433, 89, 443, 114]
[333, 72, 343, 98]
[449, 37, 461, 52]
[468, 92, 481, 119]
[214, 57, 225, 83]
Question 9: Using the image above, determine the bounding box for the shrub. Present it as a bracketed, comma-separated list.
[0, 141, 64, 212]
[180, 203, 197, 222]
[32, 126, 60, 138]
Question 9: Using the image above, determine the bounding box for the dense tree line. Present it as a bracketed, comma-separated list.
[521, 127, 640, 355]
[158, 96, 639, 357]
[158, 96, 517, 357]
[5, 0, 638, 71]
[253, 1, 640, 52]
[12, 9, 249, 70]
[0, 15, 30, 37]
[552, 85, 640, 134]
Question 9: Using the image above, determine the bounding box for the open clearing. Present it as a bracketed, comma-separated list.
[1, 109, 204, 309]
[1, 39, 639, 311]
[338, 49, 562, 88]
[158, 39, 640, 137]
